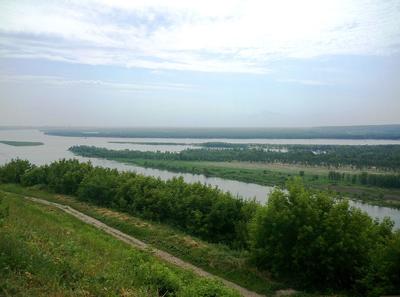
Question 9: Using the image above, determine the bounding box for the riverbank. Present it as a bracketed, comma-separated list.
[86, 156, 400, 209]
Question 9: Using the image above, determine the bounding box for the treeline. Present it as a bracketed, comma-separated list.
[43, 124, 400, 139]
[328, 171, 400, 188]
[70, 144, 400, 170]
[0, 159, 252, 247]
[1, 159, 399, 296]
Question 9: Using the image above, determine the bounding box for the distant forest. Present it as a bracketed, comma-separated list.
[69, 144, 400, 170]
[43, 124, 400, 139]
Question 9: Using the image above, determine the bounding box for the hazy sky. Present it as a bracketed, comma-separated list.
[1, 0, 400, 127]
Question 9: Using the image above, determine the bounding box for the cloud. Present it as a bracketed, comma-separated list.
[0, 74, 194, 92]
[0, 0, 399, 73]
[278, 79, 332, 86]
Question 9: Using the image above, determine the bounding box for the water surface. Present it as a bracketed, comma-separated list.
[1, 129, 399, 227]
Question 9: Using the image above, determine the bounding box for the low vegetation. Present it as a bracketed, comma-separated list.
[0, 191, 240, 296]
[0, 159, 399, 296]
[0, 183, 289, 296]
[0, 140, 44, 146]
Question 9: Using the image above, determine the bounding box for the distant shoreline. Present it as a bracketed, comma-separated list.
[0, 140, 44, 147]
[41, 124, 400, 140]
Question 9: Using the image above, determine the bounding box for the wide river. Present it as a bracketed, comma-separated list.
[1, 129, 399, 228]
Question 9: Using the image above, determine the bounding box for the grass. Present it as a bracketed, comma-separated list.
[0, 140, 44, 147]
[0, 189, 244, 297]
[0, 183, 321, 297]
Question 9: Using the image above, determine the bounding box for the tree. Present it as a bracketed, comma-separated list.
[249, 178, 394, 290]
[0, 159, 32, 183]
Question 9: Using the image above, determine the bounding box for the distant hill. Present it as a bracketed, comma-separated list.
[41, 124, 400, 139]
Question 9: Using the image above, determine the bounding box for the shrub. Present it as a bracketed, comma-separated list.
[249, 178, 395, 292]
[21, 165, 48, 186]
[0, 159, 32, 183]
[45, 159, 92, 194]
[77, 167, 121, 206]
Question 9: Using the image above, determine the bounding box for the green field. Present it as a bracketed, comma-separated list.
[0, 183, 309, 297]
[0, 140, 44, 147]
[0, 189, 244, 297]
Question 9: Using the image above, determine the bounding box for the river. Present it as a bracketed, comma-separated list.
[0, 129, 399, 227]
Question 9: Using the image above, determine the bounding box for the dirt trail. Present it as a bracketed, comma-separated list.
[25, 196, 265, 297]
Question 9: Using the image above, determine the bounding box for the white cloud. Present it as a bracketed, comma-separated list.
[0, 0, 399, 73]
[0, 74, 194, 92]
[278, 79, 332, 86]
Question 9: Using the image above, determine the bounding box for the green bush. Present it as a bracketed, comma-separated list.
[77, 167, 121, 206]
[21, 165, 48, 186]
[181, 278, 239, 297]
[360, 230, 400, 296]
[0, 159, 31, 183]
[249, 178, 395, 293]
[134, 262, 183, 296]
[45, 159, 93, 194]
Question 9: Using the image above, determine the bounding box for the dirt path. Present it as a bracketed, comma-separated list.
[24, 196, 265, 297]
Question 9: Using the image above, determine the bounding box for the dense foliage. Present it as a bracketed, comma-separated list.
[3, 159, 252, 247]
[1, 159, 399, 296]
[328, 171, 400, 188]
[70, 144, 400, 170]
[249, 180, 399, 294]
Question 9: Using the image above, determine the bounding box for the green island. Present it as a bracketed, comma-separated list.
[109, 141, 192, 145]
[69, 144, 400, 208]
[0, 140, 44, 147]
[1, 159, 399, 297]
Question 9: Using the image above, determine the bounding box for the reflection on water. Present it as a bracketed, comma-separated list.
[0, 129, 399, 228]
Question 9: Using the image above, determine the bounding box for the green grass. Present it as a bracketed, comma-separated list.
[0, 189, 242, 297]
[0, 140, 44, 147]
[0, 183, 322, 297]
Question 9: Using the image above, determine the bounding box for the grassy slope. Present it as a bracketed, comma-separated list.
[119, 158, 400, 209]
[0, 140, 44, 146]
[0, 190, 243, 297]
[0, 183, 318, 297]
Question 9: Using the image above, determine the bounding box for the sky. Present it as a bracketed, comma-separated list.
[0, 0, 400, 127]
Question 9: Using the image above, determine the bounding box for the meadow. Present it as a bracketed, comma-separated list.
[0, 190, 241, 297]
